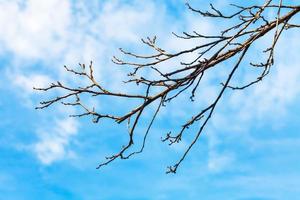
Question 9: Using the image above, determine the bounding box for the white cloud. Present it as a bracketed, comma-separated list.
[96, 1, 156, 42]
[33, 117, 78, 165]
[0, 0, 71, 60]
[4, 71, 53, 107]
[0, 0, 171, 85]
[0, 0, 170, 165]
[204, 30, 300, 172]
[11, 73, 53, 94]
[208, 151, 234, 173]
[228, 37, 300, 125]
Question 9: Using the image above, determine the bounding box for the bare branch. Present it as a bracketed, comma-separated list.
[35, 1, 300, 173]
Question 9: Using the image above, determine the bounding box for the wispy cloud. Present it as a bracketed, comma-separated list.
[11, 73, 53, 93]
[0, 0, 71, 60]
[33, 117, 78, 165]
[0, 0, 169, 164]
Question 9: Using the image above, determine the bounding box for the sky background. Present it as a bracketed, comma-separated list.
[1, 0, 300, 199]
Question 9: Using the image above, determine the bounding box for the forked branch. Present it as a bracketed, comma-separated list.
[35, 1, 300, 173]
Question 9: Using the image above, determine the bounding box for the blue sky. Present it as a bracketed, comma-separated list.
[1, 0, 300, 199]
